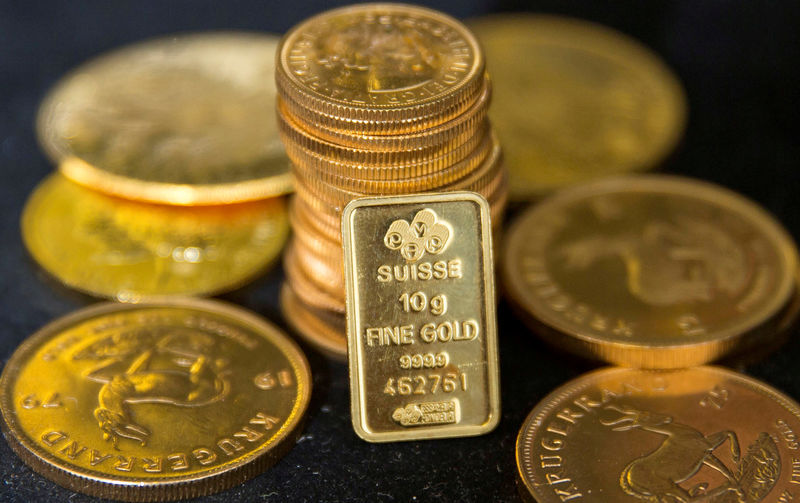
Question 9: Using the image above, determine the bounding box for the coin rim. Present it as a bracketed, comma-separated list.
[59, 156, 294, 206]
[0, 297, 312, 501]
[501, 174, 799, 367]
[515, 365, 800, 502]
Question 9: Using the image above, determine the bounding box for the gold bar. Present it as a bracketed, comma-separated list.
[342, 192, 500, 442]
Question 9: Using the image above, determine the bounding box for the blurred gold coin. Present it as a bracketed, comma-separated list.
[470, 15, 687, 200]
[0, 298, 311, 501]
[283, 241, 346, 313]
[517, 366, 800, 502]
[280, 283, 347, 360]
[778, 273, 800, 334]
[290, 197, 342, 245]
[276, 4, 485, 135]
[22, 174, 289, 301]
[292, 237, 345, 296]
[502, 175, 798, 368]
[38, 32, 291, 205]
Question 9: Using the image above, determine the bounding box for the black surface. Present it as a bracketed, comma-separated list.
[1, 1, 799, 502]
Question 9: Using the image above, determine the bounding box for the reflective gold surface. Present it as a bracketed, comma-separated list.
[471, 15, 687, 200]
[283, 241, 345, 313]
[295, 136, 501, 209]
[0, 299, 311, 501]
[279, 80, 490, 151]
[22, 175, 289, 301]
[280, 284, 347, 361]
[517, 367, 800, 502]
[276, 3, 485, 134]
[343, 193, 499, 442]
[38, 32, 291, 205]
[502, 175, 798, 368]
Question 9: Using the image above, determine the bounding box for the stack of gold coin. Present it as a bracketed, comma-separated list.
[26, 32, 293, 301]
[276, 4, 507, 359]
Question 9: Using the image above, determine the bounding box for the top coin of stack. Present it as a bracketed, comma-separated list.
[276, 3, 507, 358]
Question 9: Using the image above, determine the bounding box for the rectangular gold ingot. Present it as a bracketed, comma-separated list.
[342, 192, 500, 442]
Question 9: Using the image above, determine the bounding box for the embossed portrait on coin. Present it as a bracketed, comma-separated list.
[560, 216, 748, 306]
[316, 21, 440, 92]
[73, 328, 231, 448]
[600, 405, 778, 502]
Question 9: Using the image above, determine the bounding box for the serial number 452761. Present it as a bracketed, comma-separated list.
[383, 372, 467, 396]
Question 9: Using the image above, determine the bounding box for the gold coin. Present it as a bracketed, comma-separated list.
[279, 101, 490, 180]
[294, 137, 502, 211]
[279, 79, 490, 151]
[723, 272, 800, 368]
[292, 237, 345, 296]
[0, 298, 311, 501]
[283, 241, 346, 313]
[517, 366, 800, 502]
[38, 32, 291, 205]
[778, 273, 800, 334]
[288, 201, 343, 259]
[502, 175, 798, 368]
[276, 4, 485, 135]
[291, 196, 342, 244]
[289, 128, 493, 194]
[470, 15, 687, 200]
[280, 283, 347, 360]
[22, 174, 289, 301]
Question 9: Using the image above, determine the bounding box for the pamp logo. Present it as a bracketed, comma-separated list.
[383, 208, 453, 262]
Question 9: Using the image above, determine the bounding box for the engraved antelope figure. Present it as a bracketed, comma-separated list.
[74, 329, 230, 448]
[601, 406, 744, 503]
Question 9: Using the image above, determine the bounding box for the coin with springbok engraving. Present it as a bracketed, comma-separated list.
[502, 175, 798, 368]
[0, 299, 311, 501]
[517, 366, 800, 502]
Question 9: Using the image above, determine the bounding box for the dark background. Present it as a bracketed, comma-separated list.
[1, 1, 799, 501]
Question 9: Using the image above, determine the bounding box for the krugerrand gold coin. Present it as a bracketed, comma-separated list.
[38, 32, 291, 205]
[502, 175, 798, 368]
[22, 174, 289, 301]
[517, 366, 800, 503]
[470, 15, 687, 200]
[276, 3, 485, 136]
[342, 192, 500, 442]
[0, 298, 311, 501]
